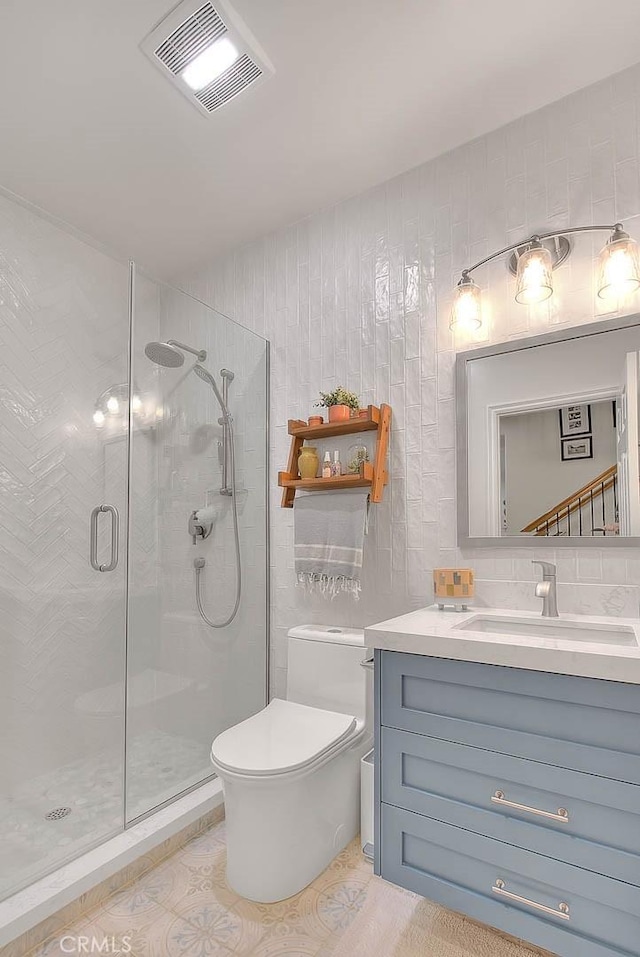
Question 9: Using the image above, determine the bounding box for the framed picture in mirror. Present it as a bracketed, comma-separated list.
[559, 404, 591, 437]
[561, 436, 593, 461]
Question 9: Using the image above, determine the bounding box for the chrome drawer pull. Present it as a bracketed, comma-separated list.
[493, 879, 570, 921]
[492, 790, 569, 823]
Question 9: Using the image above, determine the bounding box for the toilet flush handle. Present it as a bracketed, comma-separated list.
[360, 656, 374, 670]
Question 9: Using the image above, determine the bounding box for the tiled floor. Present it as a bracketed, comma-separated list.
[26, 817, 552, 957]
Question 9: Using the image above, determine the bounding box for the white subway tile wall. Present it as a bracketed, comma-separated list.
[186, 63, 640, 697]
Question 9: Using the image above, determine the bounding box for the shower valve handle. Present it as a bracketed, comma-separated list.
[188, 509, 207, 545]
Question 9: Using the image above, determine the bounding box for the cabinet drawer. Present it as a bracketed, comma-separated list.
[380, 652, 640, 784]
[381, 804, 640, 957]
[382, 727, 640, 886]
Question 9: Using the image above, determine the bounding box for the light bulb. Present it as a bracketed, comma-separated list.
[450, 275, 482, 331]
[182, 37, 239, 91]
[106, 396, 119, 414]
[515, 242, 553, 304]
[93, 410, 105, 426]
[597, 227, 640, 299]
[131, 394, 142, 412]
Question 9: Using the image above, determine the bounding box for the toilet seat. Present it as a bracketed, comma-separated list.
[210, 698, 359, 777]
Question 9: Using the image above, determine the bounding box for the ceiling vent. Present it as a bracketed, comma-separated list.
[141, 0, 274, 115]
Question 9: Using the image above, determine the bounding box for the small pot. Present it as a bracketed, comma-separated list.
[308, 415, 324, 427]
[328, 404, 351, 422]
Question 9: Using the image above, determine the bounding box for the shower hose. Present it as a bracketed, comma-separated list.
[194, 415, 242, 628]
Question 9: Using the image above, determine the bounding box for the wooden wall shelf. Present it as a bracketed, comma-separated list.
[278, 404, 391, 508]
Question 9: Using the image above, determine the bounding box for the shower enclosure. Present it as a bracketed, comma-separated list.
[0, 191, 269, 902]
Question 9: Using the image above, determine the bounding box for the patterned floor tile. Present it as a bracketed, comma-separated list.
[27, 911, 132, 957]
[248, 932, 325, 957]
[163, 899, 263, 955]
[231, 886, 326, 942]
[310, 839, 373, 895]
[178, 820, 227, 862]
[314, 877, 369, 935]
[95, 863, 178, 922]
[155, 850, 240, 914]
[18, 822, 552, 957]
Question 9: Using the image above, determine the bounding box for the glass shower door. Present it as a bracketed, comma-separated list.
[0, 194, 130, 900]
[126, 272, 268, 821]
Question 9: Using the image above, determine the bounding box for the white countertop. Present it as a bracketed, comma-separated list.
[365, 605, 640, 684]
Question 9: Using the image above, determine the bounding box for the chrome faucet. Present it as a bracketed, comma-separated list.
[532, 561, 559, 618]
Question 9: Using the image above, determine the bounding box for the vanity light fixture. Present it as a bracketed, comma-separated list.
[451, 273, 483, 332]
[450, 223, 640, 330]
[514, 239, 553, 305]
[596, 224, 640, 300]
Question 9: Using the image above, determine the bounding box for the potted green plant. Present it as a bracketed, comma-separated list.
[316, 386, 360, 423]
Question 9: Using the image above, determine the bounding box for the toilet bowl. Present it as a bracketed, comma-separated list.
[210, 624, 371, 902]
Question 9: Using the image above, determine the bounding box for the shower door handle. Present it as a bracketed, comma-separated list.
[90, 504, 120, 572]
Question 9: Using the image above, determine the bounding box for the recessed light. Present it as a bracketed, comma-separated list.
[182, 36, 239, 90]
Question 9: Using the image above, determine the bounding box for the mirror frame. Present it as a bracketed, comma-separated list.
[455, 313, 640, 548]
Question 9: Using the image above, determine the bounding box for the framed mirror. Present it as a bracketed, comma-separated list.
[456, 314, 640, 547]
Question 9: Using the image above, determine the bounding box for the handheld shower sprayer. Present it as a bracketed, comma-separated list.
[144, 338, 241, 628]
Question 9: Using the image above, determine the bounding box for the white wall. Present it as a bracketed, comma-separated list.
[502, 401, 617, 534]
[185, 62, 640, 696]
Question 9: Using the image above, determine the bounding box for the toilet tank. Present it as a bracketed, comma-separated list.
[287, 625, 366, 720]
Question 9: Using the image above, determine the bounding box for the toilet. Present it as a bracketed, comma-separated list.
[210, 624, 371, 902]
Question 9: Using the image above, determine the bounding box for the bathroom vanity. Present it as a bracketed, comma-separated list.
[366, 607, 640, 957]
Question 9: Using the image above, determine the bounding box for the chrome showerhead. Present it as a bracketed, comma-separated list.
[193, 364, 229, 419]
[193, 364, 215, 386]
[145, 339, 207, 367]
[144, 341, 185, 368]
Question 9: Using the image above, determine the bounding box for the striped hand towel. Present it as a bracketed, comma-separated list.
[294, 490, 369, 599]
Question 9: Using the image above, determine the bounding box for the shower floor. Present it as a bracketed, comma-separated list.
[0, 730, 211, 902]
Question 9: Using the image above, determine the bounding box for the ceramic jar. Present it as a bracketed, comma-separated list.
[298, 445, 319, 479]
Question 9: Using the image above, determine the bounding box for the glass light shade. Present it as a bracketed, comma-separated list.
[597, 234, 640, 299]
[515, 244, 553, 304]
[450, 278, 482, 331]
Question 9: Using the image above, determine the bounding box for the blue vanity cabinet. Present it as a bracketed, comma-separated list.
[374, 650, 640, 957]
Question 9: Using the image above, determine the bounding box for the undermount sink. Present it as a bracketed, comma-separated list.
[453, 615, 638, 647]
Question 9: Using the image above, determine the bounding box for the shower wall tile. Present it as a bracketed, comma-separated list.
[185, 61, 640, 698]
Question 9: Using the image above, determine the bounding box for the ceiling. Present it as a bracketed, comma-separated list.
[2, 0, 640, 281]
